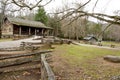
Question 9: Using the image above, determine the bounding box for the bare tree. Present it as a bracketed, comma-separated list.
[48, 0, 120, 41]
[55, 3, 89, 40]
[12, 0, 52, 10]
[52, 0, 120, 26]
[103, 25, 120, 41]
[0, 0, 11, 38]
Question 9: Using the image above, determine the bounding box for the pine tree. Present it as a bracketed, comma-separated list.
[35, 7, 48, 25]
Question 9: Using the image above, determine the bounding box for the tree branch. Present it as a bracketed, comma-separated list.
[77, 0, 91, 10]
[12, 0, 25, 8]
[97, 23, 112, 38]
[41, 0, 52, 7]
[49, 0, 91, 18]
[12, 0, 52, 10]
[92, 0, 99, 12]
[73, 11, 120, 25]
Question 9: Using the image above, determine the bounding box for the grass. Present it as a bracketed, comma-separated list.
[52, 44, 120, 80]
[102, 41, 120, 47]
[0, 39, 12, 42]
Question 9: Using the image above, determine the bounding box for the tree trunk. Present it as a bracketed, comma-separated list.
[104, 55, 120, 63]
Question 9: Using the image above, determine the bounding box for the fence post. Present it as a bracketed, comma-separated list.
[41, 53, 55, 80]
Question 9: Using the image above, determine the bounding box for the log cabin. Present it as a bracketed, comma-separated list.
[1, 17, 53, 39]
[83, 35, 98, 44]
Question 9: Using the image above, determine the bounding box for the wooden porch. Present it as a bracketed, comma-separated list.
[13, 24, 53, 39]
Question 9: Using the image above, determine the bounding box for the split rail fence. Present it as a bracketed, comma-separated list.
[0, 50, 55, 80]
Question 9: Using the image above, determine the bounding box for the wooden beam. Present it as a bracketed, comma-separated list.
[35, 28, 37, 35]
[0, 50, 52, 60]
[41, 54, 55, 80]
[29, 27, 31, 35]
[52, 30, 54, 36]
[0, 55, 41, 68]
[0, 63, 41, 73]
[19, 26, 21, 35]
[47, 30, 50, 36]
[42, 29, 44, 36]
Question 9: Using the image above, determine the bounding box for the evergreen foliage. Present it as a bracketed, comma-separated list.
[35, 7, 48, 25]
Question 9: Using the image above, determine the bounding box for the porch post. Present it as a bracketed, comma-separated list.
[41, 29, 44, 43]
[49, 30, 51, 36]
[29, 27, 31, 35]
[19, 26, 21, 35]
[47, 30, 50, 36]
[44, 29, 47, 37]
[42, 29, 44, 37]
[52, 30, 54, 36]
[35, 28, 36, 35]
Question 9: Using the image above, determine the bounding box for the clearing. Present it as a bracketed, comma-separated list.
[52, 44, 120, 80]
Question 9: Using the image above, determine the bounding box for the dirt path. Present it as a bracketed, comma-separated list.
[72, 41, 120, 50]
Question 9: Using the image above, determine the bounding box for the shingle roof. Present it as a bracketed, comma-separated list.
[83, 36, 98, 41]
[7, 17, 52, 29]
[84, 36, 92, 40]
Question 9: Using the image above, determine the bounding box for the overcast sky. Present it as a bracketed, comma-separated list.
[44, 0, 120, 15]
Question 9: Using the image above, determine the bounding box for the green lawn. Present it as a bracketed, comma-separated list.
[102, 41, 120, 47]
[52, 44, 120, 80]
[0, 39, 12, 42]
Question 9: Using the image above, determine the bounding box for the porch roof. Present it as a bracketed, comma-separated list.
[7, 17, 52, 29]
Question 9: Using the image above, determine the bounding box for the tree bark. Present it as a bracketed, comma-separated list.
[104, 55, 120, 63]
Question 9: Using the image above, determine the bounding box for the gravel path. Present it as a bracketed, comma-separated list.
[0, 37, 41, 48]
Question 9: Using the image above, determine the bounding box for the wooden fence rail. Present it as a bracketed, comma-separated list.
[0, 50, 52, 73]
[0, 50, 52, 60]
[41, 53, 55, 80]
[0, 50, 55, 80]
